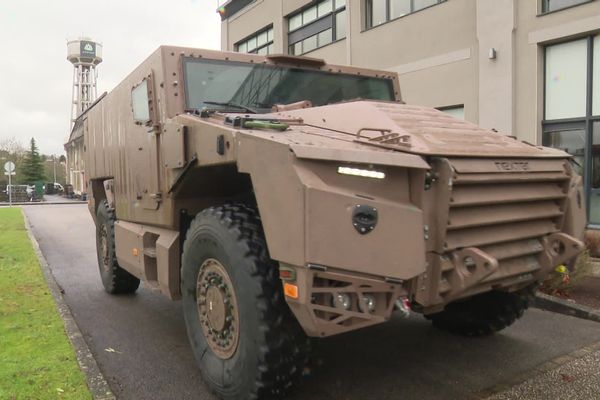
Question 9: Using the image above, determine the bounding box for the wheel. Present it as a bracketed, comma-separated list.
[95, 199, 140, 294]
[181, 204, 308, 400]
[426, 286, 535, 337]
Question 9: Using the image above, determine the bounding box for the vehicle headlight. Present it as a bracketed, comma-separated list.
[358, 294, 376, 313]
[332, 292, 352, 310]
[337, 166, 385, 179]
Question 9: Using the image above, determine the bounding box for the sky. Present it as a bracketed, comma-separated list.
[0, 0, 221, 156]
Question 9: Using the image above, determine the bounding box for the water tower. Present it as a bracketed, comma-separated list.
[67, 38, 102, 127]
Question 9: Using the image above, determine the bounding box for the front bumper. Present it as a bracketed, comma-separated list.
[281, 264, 406, 337]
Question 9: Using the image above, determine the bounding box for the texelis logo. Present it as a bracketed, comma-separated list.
[495, 161, 530, 171]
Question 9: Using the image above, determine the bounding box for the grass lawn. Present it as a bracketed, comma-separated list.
[0, 207, 91, 399]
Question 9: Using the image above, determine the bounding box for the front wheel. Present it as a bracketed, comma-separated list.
[181, 204, 307, 400]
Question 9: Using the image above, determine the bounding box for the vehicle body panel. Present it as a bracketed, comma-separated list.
[80, 46, 586, 337]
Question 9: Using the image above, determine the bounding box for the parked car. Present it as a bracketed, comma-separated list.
[44, 182, 65, 195]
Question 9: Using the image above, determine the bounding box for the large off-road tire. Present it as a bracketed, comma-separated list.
[95, 200, 141, 294]
[181, 204, 308, 400]
[427, 286, 536, 337]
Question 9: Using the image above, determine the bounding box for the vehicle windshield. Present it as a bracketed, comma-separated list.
[183, 58, 395, 113]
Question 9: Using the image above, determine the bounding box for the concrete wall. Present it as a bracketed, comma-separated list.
[222, 0, 286, 53]
[305, 38, 347, 64]
[349, 0, 478, 121]
[476, 0, 515, 135]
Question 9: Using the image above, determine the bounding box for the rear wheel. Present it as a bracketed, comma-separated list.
[427, 286, 535, 337]
[181, 204, 307, 400]
[95, 200, 140, 294]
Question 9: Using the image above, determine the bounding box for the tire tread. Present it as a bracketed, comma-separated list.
[182, 204, 308, 399]
[96, 199, 140, 294]
[428, 286, 535, 337]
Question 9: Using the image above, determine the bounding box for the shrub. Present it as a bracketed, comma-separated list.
[539, 251, 593, 297]
[584, 230, 600, 258]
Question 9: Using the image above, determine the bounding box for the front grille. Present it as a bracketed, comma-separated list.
[435, 157, 571, 299]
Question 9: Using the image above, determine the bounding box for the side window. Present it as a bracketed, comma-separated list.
[132, 79, 151, 124]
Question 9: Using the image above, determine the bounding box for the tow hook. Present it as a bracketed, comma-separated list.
[395, 297, 411, 318]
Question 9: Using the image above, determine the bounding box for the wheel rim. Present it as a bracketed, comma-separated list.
[196, 258, 240, 359]
[100, 225, 110, 272]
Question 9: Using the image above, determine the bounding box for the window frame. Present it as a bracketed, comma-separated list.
[544, 38, 588, 121]
[131, 76, 156, 127]
[437, 104, 465, 120]
[364, 0, 446, 31]
[543, 35, 600, 226]
[235, 25, 274, 55]
[539, 0, 593, 15]
[287, 0, 347, 56]
[180, 56, 397, 112]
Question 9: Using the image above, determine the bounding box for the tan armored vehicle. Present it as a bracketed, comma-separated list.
[78, 46, 586, 399]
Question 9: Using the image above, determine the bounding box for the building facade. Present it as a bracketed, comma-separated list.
[64, 121, 86, 197]
[219, 0, 600, 227]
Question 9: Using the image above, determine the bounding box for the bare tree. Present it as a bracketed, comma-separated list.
[0, 136, 25, 155]
[0, 136, 27, 185]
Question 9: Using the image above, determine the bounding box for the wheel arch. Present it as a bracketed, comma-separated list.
[89, 177, 115, 223]
[172, 163, 256, 240]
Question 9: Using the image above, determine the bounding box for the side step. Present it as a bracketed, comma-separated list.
[114, 221, 181, 300]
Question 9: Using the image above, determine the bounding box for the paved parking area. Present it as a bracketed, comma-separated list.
[23, 204, 600, 400]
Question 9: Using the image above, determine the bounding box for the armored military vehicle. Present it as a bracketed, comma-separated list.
[77, 46, 586, 399]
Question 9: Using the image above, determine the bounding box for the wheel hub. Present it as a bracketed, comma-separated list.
[205, 286, 227, 330]
[100, 225, 110, 272]
[197, 258, 240, 359]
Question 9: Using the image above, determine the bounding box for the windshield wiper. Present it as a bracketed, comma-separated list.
[203, 101, 257, 114]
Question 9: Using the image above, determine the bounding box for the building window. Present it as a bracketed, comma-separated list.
[438, 105, 464, 120]
[218, 0, 256, 20]
[365, 0, 444, 29]
[543, 35, 600, 225]
[288, 0, 347, 56]
[545, 39, 587, 120]
[541, 0, 591, 14]
[236, 27, 274, 55]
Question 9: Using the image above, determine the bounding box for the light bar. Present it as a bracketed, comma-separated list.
[337, 166, 385, 179]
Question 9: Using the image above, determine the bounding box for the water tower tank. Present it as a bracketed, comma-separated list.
[67, 38, 103, 66]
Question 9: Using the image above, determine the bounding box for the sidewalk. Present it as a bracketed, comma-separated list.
[482, 259, 600, 400]
[485, 342, 600, 400]
[0, 194, 85, 206]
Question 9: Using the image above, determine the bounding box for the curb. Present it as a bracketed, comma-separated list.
[22, 209, 116, 400]
[1, 201, 87, 207]
[533, 292, 600, 323]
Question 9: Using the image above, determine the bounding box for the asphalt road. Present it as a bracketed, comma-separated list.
[24, 204, 600, 400]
